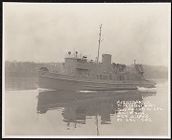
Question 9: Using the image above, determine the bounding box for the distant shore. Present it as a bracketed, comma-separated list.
[4, 61, 168, 90]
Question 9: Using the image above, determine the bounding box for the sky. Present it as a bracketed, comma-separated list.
[3, 3, 171, 66]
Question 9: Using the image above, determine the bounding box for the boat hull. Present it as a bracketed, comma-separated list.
[38, 72, 156, 91]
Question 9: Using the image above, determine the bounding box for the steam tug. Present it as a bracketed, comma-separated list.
[38, 25, 156, 91]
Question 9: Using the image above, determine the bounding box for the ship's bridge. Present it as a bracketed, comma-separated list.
[64, 56, 91, 75]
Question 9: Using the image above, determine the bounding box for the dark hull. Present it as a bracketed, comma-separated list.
[38, 72, 156, 91]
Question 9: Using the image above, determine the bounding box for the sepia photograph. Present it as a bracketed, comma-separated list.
[2, 2, 171, 138]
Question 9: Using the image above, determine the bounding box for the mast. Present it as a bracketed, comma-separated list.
[97, 24, 103, 63]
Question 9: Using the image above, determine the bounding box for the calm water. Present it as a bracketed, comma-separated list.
[4, 79, 168, 137]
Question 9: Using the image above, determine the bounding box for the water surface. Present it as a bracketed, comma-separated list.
[4, 80, 168, 137]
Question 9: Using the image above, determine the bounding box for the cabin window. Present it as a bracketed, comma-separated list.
[119, 75, 124, 80]
[100, 75, 102, 79]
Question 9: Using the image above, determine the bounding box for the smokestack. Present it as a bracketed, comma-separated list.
[102, 54, 111, 65]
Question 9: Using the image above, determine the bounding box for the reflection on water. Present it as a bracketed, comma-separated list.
[37, 90, 156, 132]
[5, 80, 168, 136]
